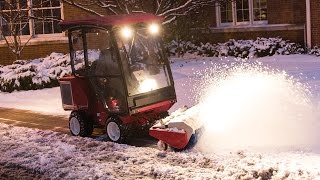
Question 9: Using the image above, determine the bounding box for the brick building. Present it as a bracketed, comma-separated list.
[0, 0, 319, 65]
[0, 0, 98, 65]
[197, 0, 320, 49]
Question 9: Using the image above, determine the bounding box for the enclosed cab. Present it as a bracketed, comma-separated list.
[59, 13, 176, 143]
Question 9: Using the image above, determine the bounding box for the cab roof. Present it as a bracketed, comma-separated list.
[59, 13, 163, 31]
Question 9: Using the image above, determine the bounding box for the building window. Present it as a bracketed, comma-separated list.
[253, 0, 267, 21]
[236, 0, 250, 23]
[0, 0, 62, 39]
[220, 2, 233, 23]
[0, 0, 30, 36]
[33, 0, 62, 34]
[217, 0, 267, 27]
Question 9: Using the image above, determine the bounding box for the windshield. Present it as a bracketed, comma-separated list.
[116, 27, 171, 96]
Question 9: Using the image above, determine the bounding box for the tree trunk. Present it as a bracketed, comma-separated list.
[13, 35, 20, 60]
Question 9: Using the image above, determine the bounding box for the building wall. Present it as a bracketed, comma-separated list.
[0, 1, 317, 65]
[0, 42, 69, 65]
[63, 2, 107, 20]
[0, 1, 157, 65]
[211, 0, 306, 27]
[0, 1, 100, 65]
[267, 0, 305, 24]
[206, 0, 306, 46]
[310, 0, 320, 46]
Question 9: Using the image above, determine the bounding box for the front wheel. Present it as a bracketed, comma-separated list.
[69, 111, 93, 137]
[157, 140, 168, 151]
[106, 117, 127, 143]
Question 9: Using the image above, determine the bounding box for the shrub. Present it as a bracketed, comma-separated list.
[0, 53, 72, 93]
[309, 46, 320, 56]
[168, 37, 305, 58]
[0, 38, 315, 93]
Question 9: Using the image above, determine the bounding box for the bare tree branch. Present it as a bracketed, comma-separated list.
[0, 0, 62, 60]
[63, 0, 104, 16]
[62, 0, 232, 24]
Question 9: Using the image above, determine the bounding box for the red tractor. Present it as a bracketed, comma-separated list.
[59, 13, 176, 143]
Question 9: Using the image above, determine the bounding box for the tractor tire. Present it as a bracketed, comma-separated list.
[69, 111, 93, 137]
[106, 116, 127, 143]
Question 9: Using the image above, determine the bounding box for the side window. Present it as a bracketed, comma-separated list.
[85, 29, 126, 113]
[70, 30, 86, 76]
[86, 29, 120, 76]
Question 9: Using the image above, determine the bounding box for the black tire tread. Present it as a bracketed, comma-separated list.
[69, 111, 93, 137]
[106, 116, 128, 143]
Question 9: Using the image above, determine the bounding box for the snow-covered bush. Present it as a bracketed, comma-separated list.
[309, 46, 320, 56]
[0, 53, 71, 92]
[168, 37, 305, 58]
[0, 50, 101, 93]
[0, 38, 316, 93]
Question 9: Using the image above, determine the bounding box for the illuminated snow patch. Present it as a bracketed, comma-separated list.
[194, 62, 320, 150]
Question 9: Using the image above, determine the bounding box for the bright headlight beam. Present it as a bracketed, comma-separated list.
[121, 26, 133, 39]
[149, 23, 160, 35]
[139, 79, 158, 93]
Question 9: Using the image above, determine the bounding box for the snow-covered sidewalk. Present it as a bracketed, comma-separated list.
[0, 122, 319, 179]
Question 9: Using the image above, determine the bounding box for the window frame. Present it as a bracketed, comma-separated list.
[252, 0, 268, 23]
[0, 0, 63, 40]
[216, 0, 267, 27]
[218, 1, 233, 26]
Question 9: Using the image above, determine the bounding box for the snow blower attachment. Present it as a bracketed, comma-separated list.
[149, 107, 203, 150]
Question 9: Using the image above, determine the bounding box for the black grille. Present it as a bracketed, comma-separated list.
[60, 83, 73, 106]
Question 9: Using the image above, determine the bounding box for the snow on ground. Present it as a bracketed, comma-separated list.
[0, 122, 320, 179]
[1, 54, 320, 179]
[171, 54, 320, 109]
[0, 87, 69, 116]
[2, 54, 320, 116]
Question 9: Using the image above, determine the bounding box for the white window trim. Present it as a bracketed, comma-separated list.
[216, 0, 268, 27]
[0, 0, 64, 40]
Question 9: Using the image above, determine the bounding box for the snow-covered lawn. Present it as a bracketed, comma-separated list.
[2, 54, 320, 115]
[0, 87, 69, 116]
[1, 54, 320, 179]
[1, 123, 320, 179]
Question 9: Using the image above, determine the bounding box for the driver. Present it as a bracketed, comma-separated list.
[90, 48, 125, 112]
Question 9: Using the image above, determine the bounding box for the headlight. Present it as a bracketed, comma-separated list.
[139, 79, 158, 93]
[121, 26, 133, 39]
[148, 23, 160, 35]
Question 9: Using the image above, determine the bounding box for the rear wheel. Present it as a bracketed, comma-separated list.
[69, 111, 93, 137]
[106, 117, 127, 143]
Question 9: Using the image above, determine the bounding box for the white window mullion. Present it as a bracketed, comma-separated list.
[28, 0, 35, 37]
[60, 0, 64, 20]
[216, 0, 268, 28]
[216, 3, 221, 27]
[0, 16, 3, 40]
[249, 0, 254, 25]
[50, 0, 55, 33]
[232, 1, 236, 26]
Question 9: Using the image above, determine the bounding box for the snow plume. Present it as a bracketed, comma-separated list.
[194, 61, 320, 151]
